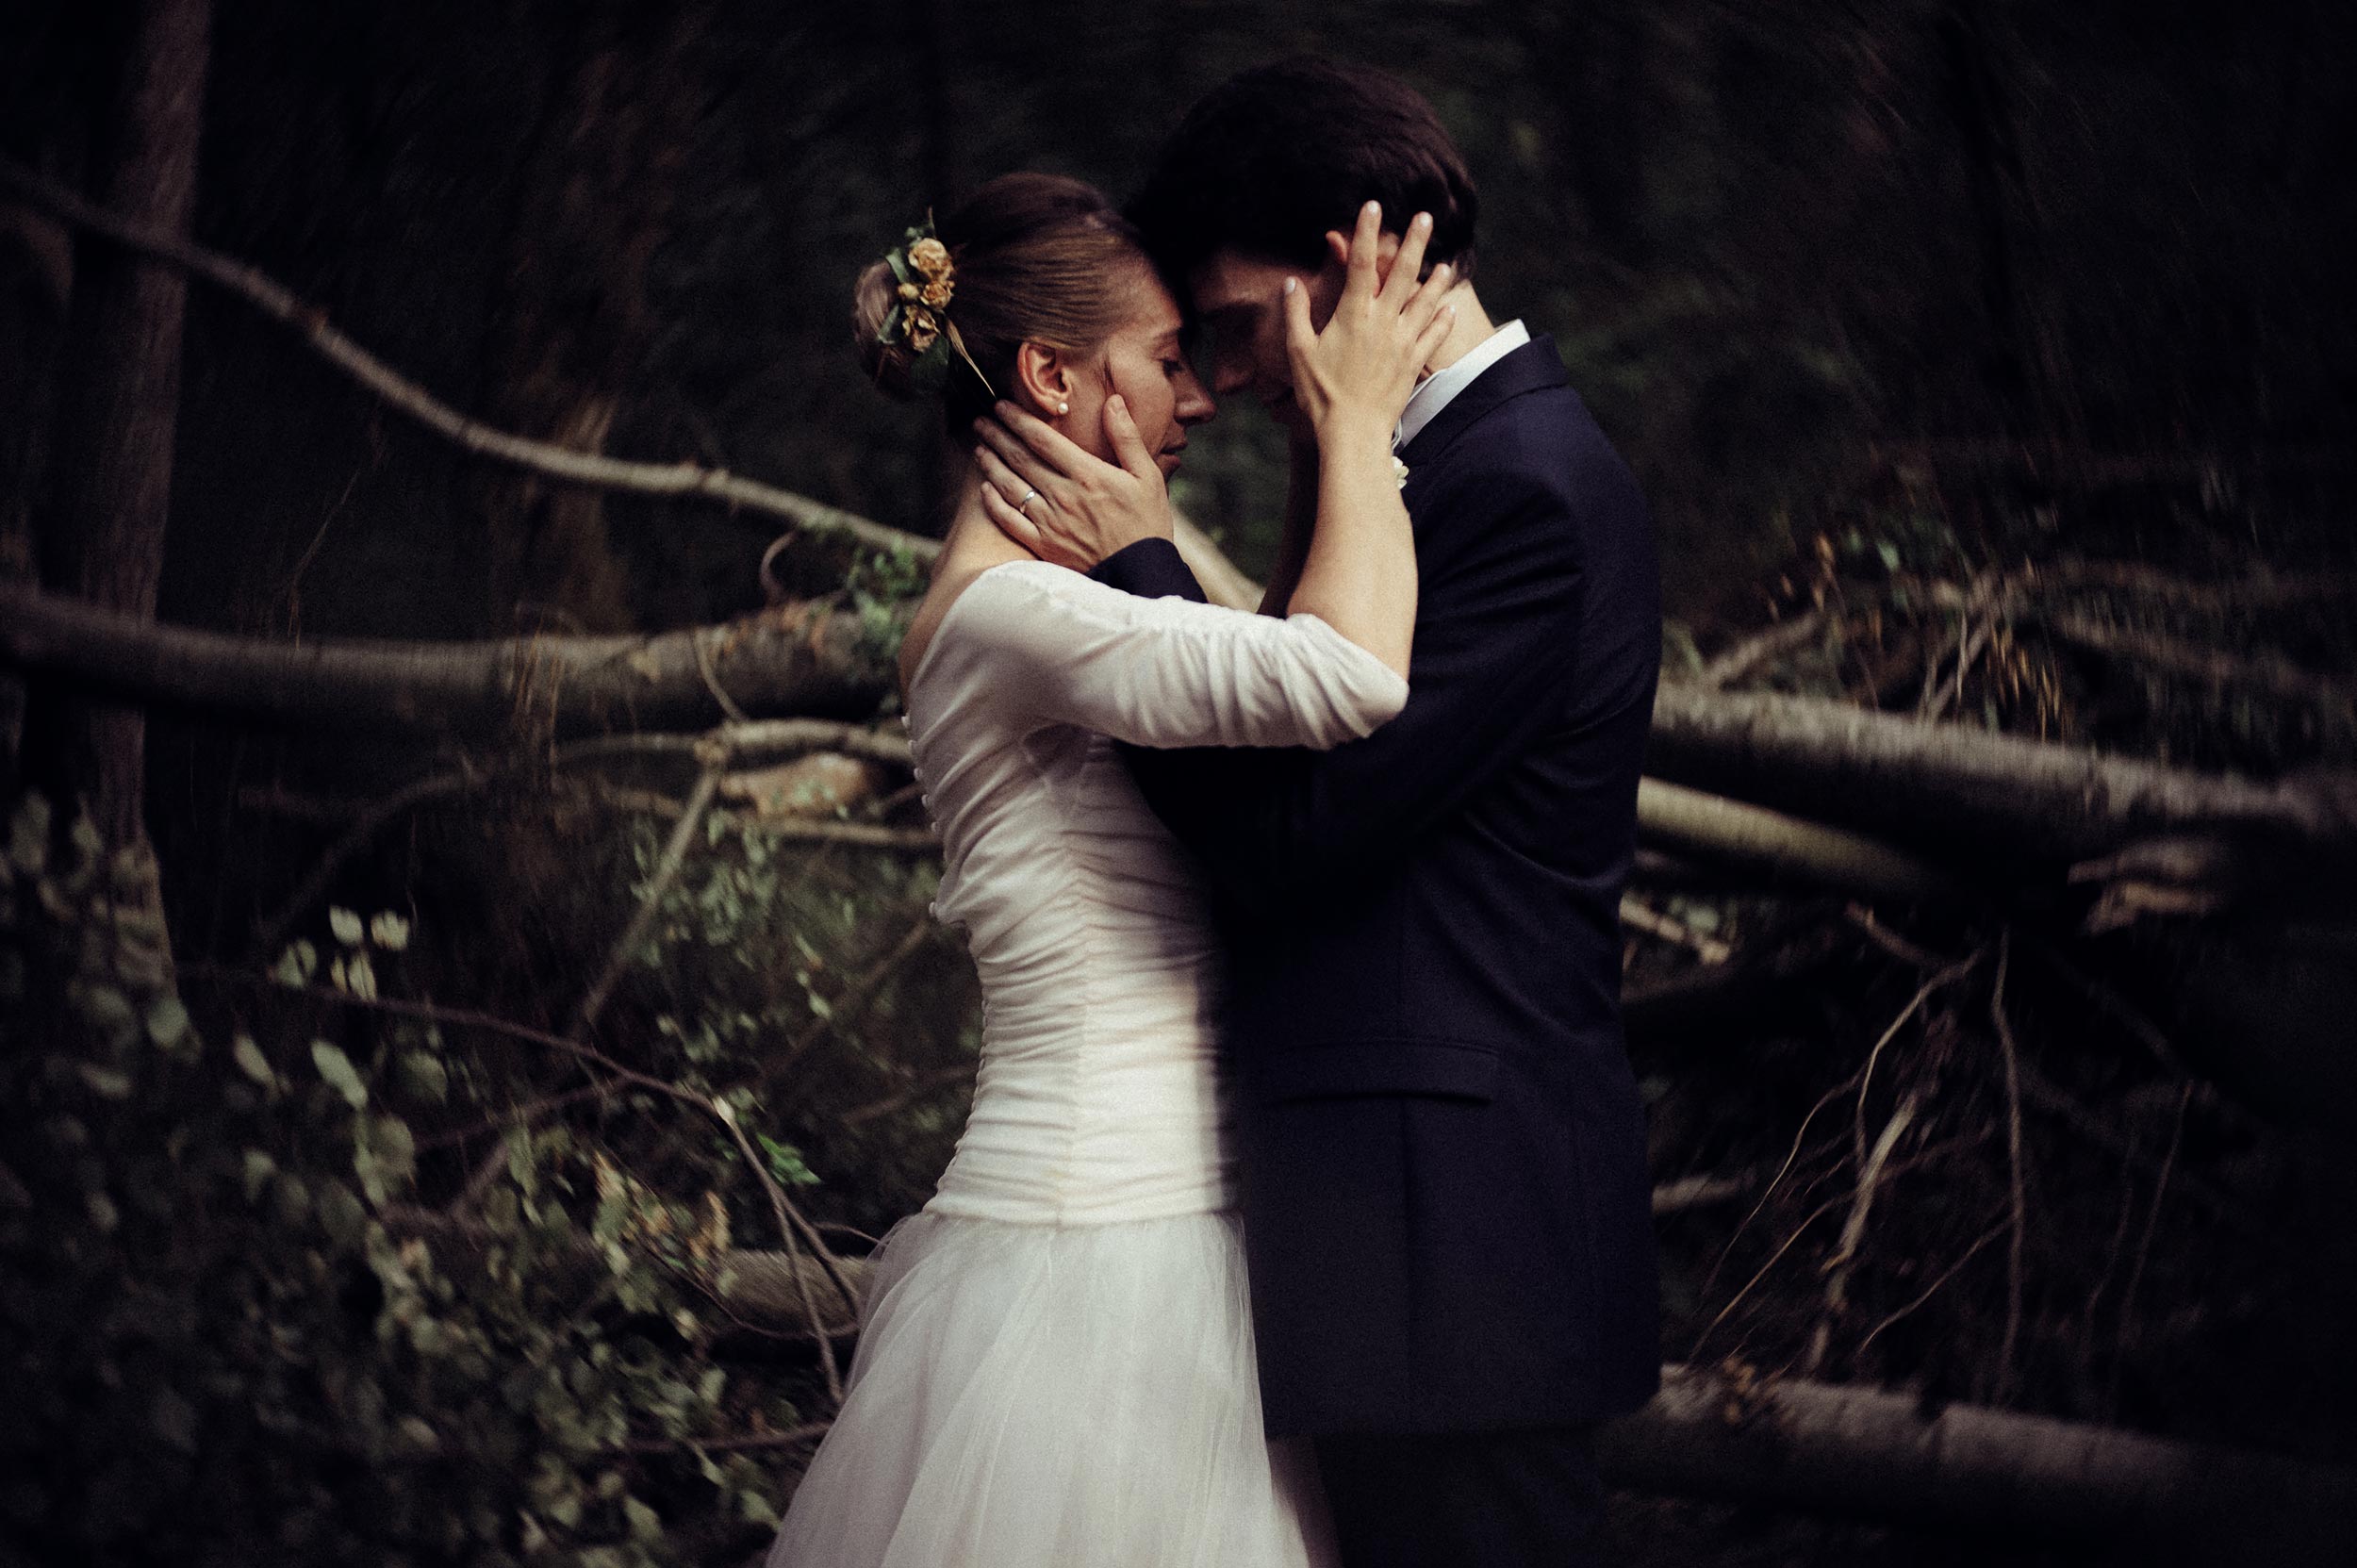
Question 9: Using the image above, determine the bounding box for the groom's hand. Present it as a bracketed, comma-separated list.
[974, 398, 1171, 572]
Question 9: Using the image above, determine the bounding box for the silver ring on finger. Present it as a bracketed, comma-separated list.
[1016, 487, 1041, 517]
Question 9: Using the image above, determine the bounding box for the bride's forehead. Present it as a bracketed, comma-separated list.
[1113, 277, 1184, 339]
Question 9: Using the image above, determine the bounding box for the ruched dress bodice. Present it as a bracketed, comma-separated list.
[768, 557, 1395, 1568]
[900, 560, 1409, 1227]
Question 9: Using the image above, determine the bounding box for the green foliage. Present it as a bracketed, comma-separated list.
[0, 796, 811, 1568]
[611, 809, 973, 1239]
[845, 545, 927, 670]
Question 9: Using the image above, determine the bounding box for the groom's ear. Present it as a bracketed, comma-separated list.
[1322, 226, 1407, 291]
[1011, 341, 1073, 418]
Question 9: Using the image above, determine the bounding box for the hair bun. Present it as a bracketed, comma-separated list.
[852, 257, 920, 400]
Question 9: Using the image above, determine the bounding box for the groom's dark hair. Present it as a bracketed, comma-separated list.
[1129, 56, 1477, 287]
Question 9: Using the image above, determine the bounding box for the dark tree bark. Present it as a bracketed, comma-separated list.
[28, 0, 210, 844]
[1596, 1362, 2357, 1560]
[464, 1, 711, 635]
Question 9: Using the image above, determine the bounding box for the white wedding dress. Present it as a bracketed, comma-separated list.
[766, 559, 1407, 1568]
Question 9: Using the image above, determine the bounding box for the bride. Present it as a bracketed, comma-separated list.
[767, 173, 1455, 1568]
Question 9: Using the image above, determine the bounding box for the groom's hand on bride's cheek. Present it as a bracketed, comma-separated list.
[973, 398, 1170, 572]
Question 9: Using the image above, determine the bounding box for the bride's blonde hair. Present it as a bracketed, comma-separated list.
[855, 173, 1153, 431]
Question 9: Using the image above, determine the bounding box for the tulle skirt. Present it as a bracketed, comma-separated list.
[766, 1209, 1336, 1568]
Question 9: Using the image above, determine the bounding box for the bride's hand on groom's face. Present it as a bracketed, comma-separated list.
[973, 397, 1172, 572]
[1284, 203, 1458, 446]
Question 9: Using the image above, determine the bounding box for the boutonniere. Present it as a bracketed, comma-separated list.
[1393, 454, 1411, 489]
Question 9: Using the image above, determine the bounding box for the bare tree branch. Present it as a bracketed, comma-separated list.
[2044, 607, 2353, 712]
[2, 157, 1273, 614]
[1600, 1362, 2357, 1556]
[0, 159, 929, 558]
[1638, 777, 1953, 901]
[0, 580, 893, 735]
[1650, 683, 2357, 867]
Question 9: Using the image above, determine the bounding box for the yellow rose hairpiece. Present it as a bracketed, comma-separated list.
[877, 218, 994, 397]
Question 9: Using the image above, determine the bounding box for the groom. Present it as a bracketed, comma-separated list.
[1000, 58, 1661, 1566]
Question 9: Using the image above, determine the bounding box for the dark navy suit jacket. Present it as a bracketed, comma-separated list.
[1089, 335, 1663, 1436]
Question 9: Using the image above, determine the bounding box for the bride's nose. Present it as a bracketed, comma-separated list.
[1175, 370, 1216, 426]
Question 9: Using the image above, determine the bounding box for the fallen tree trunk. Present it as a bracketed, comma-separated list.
[1649, 683, 2357, 868]
[689, 1261, 2357, 1557]
[1597, 1362, 2357, 1560]
[1637, 778, 1952, 901]
[0, 582, 890, 736]
[11, 584, 2357, 888]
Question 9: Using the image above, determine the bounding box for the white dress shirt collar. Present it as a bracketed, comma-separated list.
[1393, 319, 1531, 452]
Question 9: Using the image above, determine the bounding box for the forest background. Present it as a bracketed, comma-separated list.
[3, 2, 2355, 1565]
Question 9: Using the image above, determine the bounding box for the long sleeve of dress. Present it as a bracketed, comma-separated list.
[929, 559, 1407, 751]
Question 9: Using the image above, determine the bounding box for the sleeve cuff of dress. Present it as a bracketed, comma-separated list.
[1088, 537, 1209, 604]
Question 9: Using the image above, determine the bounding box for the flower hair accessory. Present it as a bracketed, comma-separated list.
[877, 218, 994, 397]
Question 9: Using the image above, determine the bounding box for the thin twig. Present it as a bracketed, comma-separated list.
[709, 1096, 847, 1409]
[411, 1081, 614, 1152]
[1842, 904, 1955, 971]
[183, 967, 859, 1406]
[1694, 609, 1825, 690]
[1695, 1132, 1985, 1367]
[1854, 951, 1982, 1174]
[841, 1062, 978, 1128]
[249, 721, 919, 956]
[597, 784, 937, 851]
[693, 632, 755, 726]
[1619, 894, 1735, 965]
[1988, 931, 2030, 1403]
[1650, 1170, 1759, 1215]
[2044, 609, 2353, 712]
[2024, 938, 2199, 1080]
[0, 159, 932, 560]
[1696, 1073, 1863, 1312]
[575, 751, 725, 1033]
[247, 756, 485, 961]
[601, 1421, 832, 1460]
[1807, 1087, 1924, 1375]
[1854, 1218, 2010, 1361]
[783, 909, 938, 1067]
[2010, 1057, 2255, 1234]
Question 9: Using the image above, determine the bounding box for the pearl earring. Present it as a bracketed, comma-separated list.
[1056, 401, 1070, 416]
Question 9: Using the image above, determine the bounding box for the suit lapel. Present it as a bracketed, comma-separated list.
[1398, 334, 1572, 471]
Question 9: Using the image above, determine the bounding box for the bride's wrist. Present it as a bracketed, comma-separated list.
[1313, 408, 1395, 457]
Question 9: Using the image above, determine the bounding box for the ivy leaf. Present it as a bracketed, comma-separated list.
[78, 1064, 134, 1099]
[233, 1034, 279, 1092]
[329, 907, 365, 947]
[318, 1181, 367, 1247]
[270, 939, 318, 988]
[242, 1149, 278, 1203]
[312, 1041, 369, 1109]
[397, 1050, 448, 1104]
[354, 1114, 417, 1205]
[756, 1133, 821, 1188]
[368, 911, 411, 950]
[7, 794, 49, 875]
[78, 984, 139, 1051]
[272, 1174, 310, 1229]
[623, 1495, 663, 1543]
[145, 995, 192, 1052]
